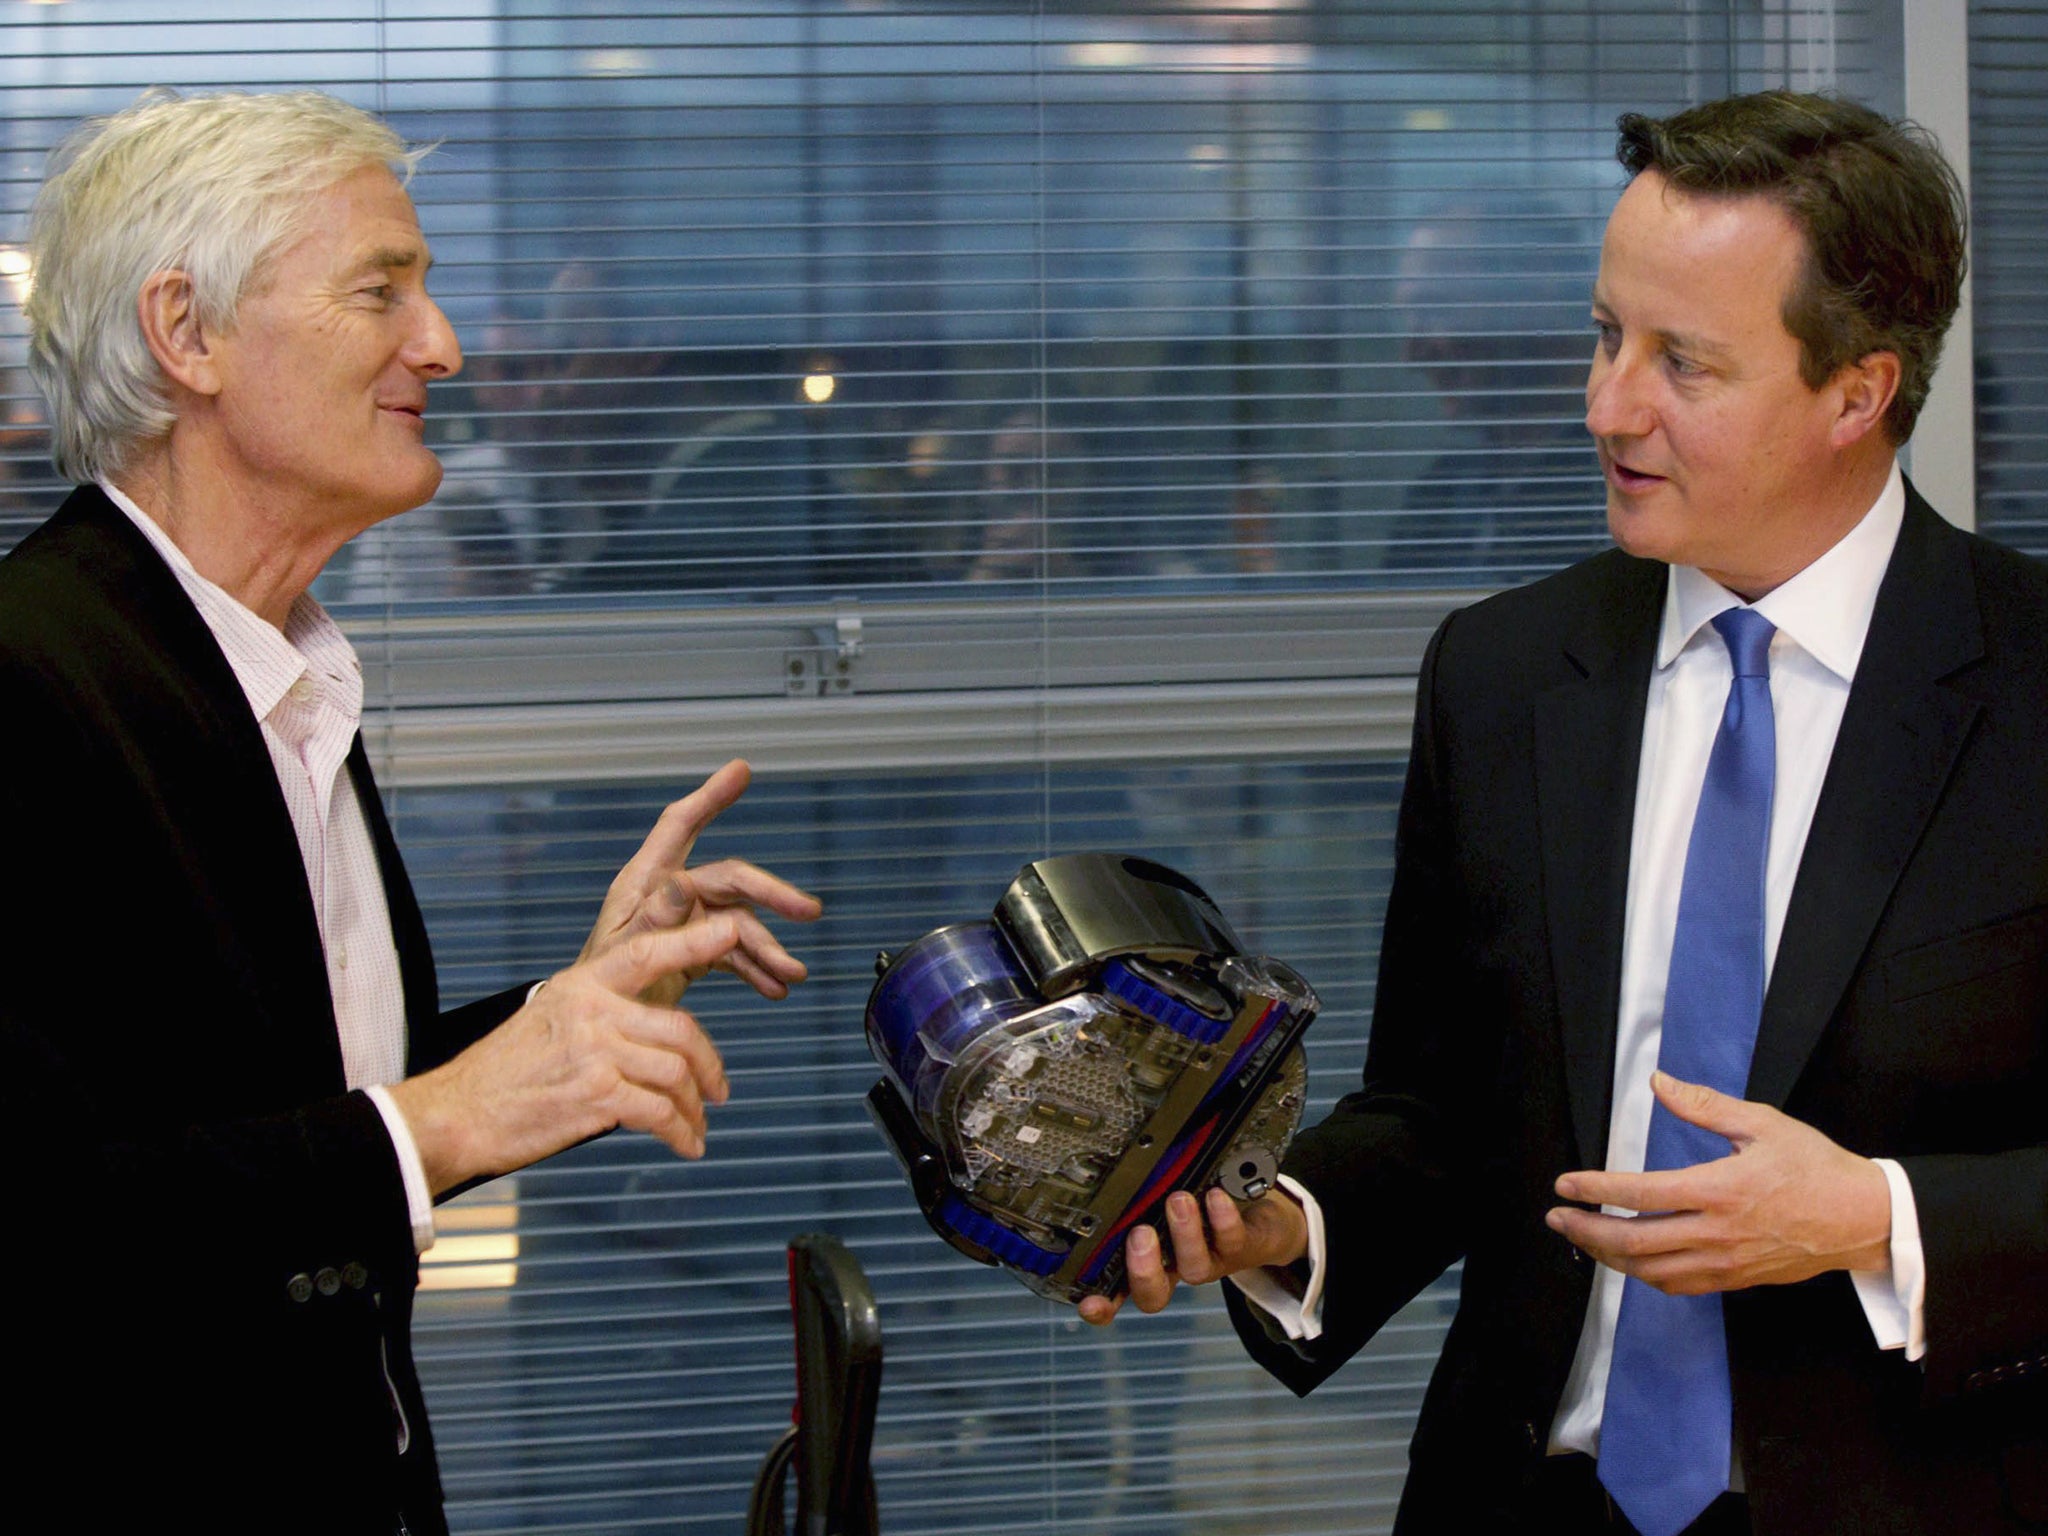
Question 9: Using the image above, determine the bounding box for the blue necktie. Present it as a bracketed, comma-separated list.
[1599, 606, 1776, 1536]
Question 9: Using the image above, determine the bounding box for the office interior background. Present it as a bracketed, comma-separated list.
[0, 1, 2039, 1531]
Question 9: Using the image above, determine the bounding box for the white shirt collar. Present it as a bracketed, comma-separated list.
[1657, 459, 1906, 685]
[98, 478, 362, 727]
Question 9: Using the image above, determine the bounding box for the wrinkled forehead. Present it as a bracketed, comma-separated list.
[245, 165, 429, 294]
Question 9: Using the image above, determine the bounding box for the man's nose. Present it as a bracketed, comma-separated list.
[410, 297, 464, 380]
[1584, 348, 1651, 440]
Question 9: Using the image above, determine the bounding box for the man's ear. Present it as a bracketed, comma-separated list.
[1829, 349, 1902, 451]
[136, 270, 222, 399]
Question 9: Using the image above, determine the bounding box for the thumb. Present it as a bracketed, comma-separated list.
[590, 912, 740, 996]
[1651, 1070, 1761, 1142]
[621, 871, 700, 941]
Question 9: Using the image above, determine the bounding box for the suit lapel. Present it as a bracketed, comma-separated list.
[1747, 487, 1984, 1107]
[67, 488, 346, 1088]
[1534, 556, 1666, 1168]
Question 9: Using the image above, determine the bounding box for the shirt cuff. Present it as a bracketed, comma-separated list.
[1224, 1174, 1327, 1342]
[1849, 1157, 1925, 1361]
[365, 1084, 437, 1255]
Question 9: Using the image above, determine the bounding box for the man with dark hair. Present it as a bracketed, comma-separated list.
[1084, 91, 2048, 1535]
[1613, 92, 1967, 446]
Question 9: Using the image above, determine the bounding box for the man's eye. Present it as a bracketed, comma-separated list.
[1592, 320, 1619, 353]
[1666, 352, 1704, 378]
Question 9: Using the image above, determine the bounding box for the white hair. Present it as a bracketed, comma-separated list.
[25, 88, 427, 484]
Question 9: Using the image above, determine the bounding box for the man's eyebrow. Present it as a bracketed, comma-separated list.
[1652, 326, 1733, 361]
[1586, 292, 1732, 360]
[346, 246, 429, 277]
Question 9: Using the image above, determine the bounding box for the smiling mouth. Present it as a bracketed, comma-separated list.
[1600, 450, 1665, 494]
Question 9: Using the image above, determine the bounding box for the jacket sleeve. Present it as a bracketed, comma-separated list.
[1230, 611, 1486, 1393]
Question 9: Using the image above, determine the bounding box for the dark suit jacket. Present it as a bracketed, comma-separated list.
[1229, 483, 2048, 1534]
[0, 486, 524, 1533]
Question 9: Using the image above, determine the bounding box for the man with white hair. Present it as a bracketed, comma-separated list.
[0, 89, 819, 1533]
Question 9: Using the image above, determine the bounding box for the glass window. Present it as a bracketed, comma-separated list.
[0, 4, 1905, 1531]
[1970, 0, 2048, 552]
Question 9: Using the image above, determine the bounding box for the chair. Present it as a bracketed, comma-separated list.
[745, 1234, 883, 1536]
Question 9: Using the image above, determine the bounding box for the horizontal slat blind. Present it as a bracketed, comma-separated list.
[1971, 0, 2047, 552]
[0, 4, 1885, 1533]
[401, 762, 1419, 1534]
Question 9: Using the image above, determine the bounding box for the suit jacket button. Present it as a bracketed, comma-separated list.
[342, 1261, 369, 1291]
[287, 1272, 314, 1304]
[1966, 1371, 1989, 1392]
[315, 1266, 342, 1297]
[1522, 1420, 1542, 1454]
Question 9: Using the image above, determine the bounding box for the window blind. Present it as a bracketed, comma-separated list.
[0, 4, 1892, 1532]
[1970, 0, 2047, 552]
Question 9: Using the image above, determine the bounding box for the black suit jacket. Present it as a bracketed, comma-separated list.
[0, 486, 523, 1533]
[1229, 483, 2048, 1534]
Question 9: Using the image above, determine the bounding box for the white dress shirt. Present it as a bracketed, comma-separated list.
[1238, 465, 1928, 1430]
[104, 482, 437, 1252]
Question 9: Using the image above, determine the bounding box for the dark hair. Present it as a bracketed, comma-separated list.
[1615, 91, 1966, 444]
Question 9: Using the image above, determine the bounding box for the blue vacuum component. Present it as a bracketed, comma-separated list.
[1099, 956, 1230, 1045]
[935, 1193, 1063, 1276]
[864, 853, 1318, 1306]
[866, 921, 1041, 1128]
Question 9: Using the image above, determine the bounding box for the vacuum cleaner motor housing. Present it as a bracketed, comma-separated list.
[864, 853, 1317, 1304]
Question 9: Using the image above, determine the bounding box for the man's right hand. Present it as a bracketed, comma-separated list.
[388, 914, 750, 1196]
[575, 759, 822, 1008]
[1078, 1185, 1311, 1326]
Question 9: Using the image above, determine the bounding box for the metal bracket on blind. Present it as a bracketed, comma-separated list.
[784, 605, 864, 697]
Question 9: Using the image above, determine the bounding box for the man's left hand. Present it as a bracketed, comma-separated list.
[578, 758, 823, 1008]
[1545, 1070, 1892, 1294]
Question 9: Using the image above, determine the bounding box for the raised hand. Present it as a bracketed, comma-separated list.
[392, 914, 758, 1194]
[578, 758, 823, 1007]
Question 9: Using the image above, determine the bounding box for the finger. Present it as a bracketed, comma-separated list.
[1240, 1189, 1312, 1269]
[730, 912, 810, 985]
[596, 873, 694, 955]
[618, 1001, 729, 1106]
[607, 1079, 709, 1160]
[1164, 1190, 1219, 1284]
[593, 913, 741, 999]
[1202, 1186, 1252, 1264]
[1547, 1206, 1709, 1261]
[620, 881, 820, 996]
[606, 1036, 710, 1141]
[1078, 1292, 1124, 1327]
[718, 944, 797, 1001]
[683, 859, 825, 922]
[1625, 1251, 1740, 1296]
[1577, 1230, 1749, 1294]
[1553, 1163, 1715, 1214]
[671, 910, 810, 1001]
[1125, 1224, 1177, 1314]
[613, 761, 753, 895]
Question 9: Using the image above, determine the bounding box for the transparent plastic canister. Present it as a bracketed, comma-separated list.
[865, 922, 1042, 1140]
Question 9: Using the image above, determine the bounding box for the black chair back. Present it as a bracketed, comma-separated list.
[745, 1233, 883, 1536]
